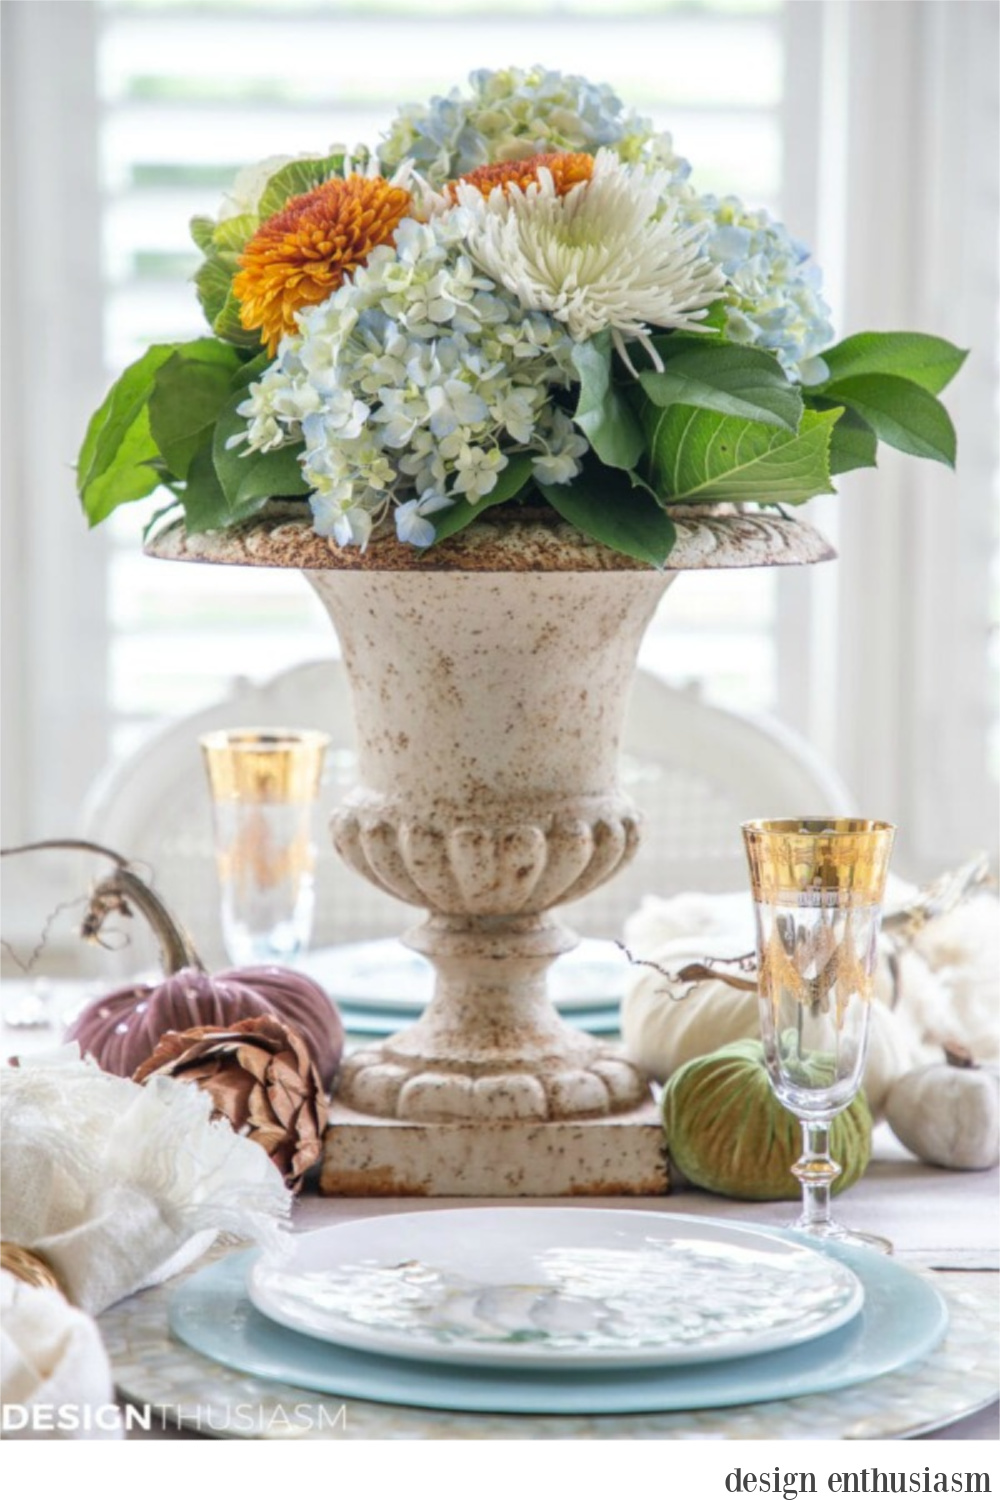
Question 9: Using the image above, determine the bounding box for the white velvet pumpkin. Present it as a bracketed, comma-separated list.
[884, 1061, 1000, 1170]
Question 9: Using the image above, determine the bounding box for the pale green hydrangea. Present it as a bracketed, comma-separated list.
[379, 66, 689, 187]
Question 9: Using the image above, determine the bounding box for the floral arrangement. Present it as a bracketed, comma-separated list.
[77, 67, 965, 566]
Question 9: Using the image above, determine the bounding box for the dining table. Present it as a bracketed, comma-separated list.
[3, 977, 997, 1443]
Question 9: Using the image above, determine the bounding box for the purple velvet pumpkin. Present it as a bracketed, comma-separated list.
[67, 965, 344, 1087]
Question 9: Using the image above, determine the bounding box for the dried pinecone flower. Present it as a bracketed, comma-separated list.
[451, 150, 594, 201]
[234, 174, 413, 355]
[133, 1015, 328, 1192]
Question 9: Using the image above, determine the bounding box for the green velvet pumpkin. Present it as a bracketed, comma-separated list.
[661, 1038, 872, 1200]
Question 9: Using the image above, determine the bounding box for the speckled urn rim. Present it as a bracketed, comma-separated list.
[145, 502, 836, 574]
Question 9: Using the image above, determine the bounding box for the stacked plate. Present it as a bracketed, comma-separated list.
[297, 939, 630, 1037]
[169, 1208, 949, 1416]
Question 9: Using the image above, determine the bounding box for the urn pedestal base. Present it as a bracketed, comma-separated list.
[319, 1097, 668, 1197]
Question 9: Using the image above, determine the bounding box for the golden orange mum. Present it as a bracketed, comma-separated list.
[452, 151, 594, 202]
[234, 175, 412, 354]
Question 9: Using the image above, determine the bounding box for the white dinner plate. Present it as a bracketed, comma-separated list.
[247, 1208, 864, 1371]
[297, 938, 629, 1014]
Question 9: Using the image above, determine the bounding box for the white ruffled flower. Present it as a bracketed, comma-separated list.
[456, 149, 724, 373]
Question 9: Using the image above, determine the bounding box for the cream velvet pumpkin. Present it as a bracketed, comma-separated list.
[620, 933, 932, 1119]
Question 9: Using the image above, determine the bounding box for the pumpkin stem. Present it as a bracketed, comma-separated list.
[0, 839, 204, 976]
[942, 1040, 976, 1069]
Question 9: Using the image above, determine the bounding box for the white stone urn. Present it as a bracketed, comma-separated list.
[149, 503, 833, 1192]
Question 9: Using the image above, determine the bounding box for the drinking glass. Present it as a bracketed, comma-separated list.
[742, 817, 895, 1251]
[200, 729, 329, 966]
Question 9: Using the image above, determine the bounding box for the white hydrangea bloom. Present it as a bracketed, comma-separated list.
[455, 149, 725, 374]
[235, 207, 586, 548]
[230, 366, 322, 452]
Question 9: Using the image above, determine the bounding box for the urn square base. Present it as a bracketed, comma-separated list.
[319, 1099, 669, 1197]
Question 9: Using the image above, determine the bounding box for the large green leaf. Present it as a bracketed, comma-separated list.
[78, 341, 230, 524]
[430, 455, 534, 543]
[211, 392, 311, 510]
[639, 344, 802, 432]
[809, 401, 878, 475]
[256, 152, 347, 220]
[78, 344, 180, 494]
[649, 406, 839, 505]
[537, 466, 676, 567]
[181, 440, 243, 533]
[816, 332, 967, 395]
[182, 440, 298, 534]
[820, 373, 956, 466]
[149, 344, 242, 480]
[570, 335, 644, 470]
[80, 408, 163, 526]
[230, 350, 274, 390]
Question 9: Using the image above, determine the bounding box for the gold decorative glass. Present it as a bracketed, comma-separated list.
[742, 817, 895, 1251]
[200, 729, 329, 966]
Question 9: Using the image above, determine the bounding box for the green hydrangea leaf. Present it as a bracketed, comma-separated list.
[181, 440, 247, 533]
[827, 373, 959, 465]
[80, 408, 163, 527]
[648, 406, 839, 505]
[78, 341, 229, 524]
[805, 398, 878, 475]
[639, 343, 803, 432]
[149, 344, 243, 480]
[537, 466, 676, 567]
[256, 151, 348, 221]
[230, 349, 274, 390]
[816, 332, 967, 395]
[570, 334, 644, 470]
[78, 344, 180, 495]
[211, 391, 311, 510]
[820, 373, 956, 467]
[430, 455, 534, 543]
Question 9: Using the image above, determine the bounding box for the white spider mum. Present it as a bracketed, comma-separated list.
[455, 149, 725, 373]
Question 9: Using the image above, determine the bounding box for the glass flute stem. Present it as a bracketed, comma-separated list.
[791, 1119, 842, 1234]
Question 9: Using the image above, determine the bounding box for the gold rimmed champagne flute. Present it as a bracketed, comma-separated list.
[742, 817, 895, 1252]
[200, 729, 329, 966]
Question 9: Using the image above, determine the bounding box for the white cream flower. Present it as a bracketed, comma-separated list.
[455, 149, 725, 373]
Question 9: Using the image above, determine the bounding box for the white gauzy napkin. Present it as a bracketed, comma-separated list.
[1, 1045, 291, 1316]
[1, 1270, 122, 1440]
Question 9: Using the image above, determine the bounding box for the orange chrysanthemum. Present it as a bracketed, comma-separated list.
[451, 151, 594, 201]
[234, 175, 412, 354]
